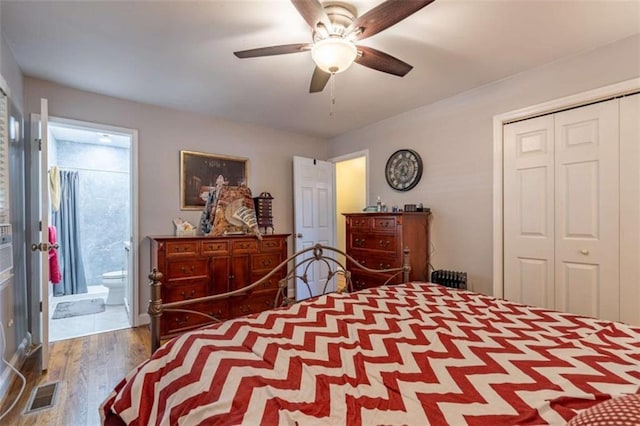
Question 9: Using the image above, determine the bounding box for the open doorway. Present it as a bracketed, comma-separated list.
[331, 150, 368, 258]
[47, 118, 136, 341]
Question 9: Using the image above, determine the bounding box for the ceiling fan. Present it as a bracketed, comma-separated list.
[233, 0, 435, 93]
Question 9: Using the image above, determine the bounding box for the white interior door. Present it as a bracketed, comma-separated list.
[503, 115, 555, 309]
[554, 99, 619, 321]
[29, 99, 50, 371]
[619, 94, 640, 325]
[293, 156, 335, 300]
[504, 98, 621, 321]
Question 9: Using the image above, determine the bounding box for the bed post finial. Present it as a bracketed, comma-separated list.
[148, 268, 164, 353]
[402, 247, 411, 282]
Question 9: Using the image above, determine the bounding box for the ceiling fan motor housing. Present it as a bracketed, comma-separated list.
[313, 2, 357, 41]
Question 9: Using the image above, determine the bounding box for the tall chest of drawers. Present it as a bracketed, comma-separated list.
[343, 212, 430, 291]
[149, 234, 289, 339]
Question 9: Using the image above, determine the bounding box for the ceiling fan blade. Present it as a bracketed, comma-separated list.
[346, 0, 435, 41]
[355, 46, 413, 77]
[234, 43, 312, 58]
[291, 0, 332, 33]
[309, 67, 331, 93]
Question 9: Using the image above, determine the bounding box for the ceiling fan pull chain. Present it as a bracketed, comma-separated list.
[329, 72, 336, 117]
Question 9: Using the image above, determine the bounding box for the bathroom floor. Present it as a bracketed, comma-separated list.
[49, 285, 130, 342]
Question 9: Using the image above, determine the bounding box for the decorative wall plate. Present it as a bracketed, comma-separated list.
[385, 149, 423, 191]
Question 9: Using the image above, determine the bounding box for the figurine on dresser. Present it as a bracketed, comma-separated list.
[198, 182, 262, 238]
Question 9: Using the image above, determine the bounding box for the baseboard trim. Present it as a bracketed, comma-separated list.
[137, 313, 149, 326]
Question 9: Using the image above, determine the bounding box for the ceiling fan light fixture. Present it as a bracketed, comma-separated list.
[311, 37, 357, 74]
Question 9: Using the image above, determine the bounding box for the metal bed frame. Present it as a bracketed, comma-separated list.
[148, 244, 411, 353]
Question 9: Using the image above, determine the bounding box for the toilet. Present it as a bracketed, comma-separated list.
[102, 270, 127, 305]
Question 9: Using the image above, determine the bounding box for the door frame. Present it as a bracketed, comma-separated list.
[492, 77, 640, 299]
[30, 115, 140, 328]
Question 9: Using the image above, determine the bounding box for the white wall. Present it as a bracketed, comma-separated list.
[328, 34, 640, 296]
[23, 77, 328, 322]
[0, 23, 23, 109]
[0, 22, 27, 397]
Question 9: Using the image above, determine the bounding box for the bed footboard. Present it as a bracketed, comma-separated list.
[148, 244, 411, 353]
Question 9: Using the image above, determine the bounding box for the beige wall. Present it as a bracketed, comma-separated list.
[328, 34, 640, 296]
[23, 77, 328, 321]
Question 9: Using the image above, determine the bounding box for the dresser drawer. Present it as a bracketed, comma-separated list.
[350, 272, 401, 291]
[260, 238, 283, 252]
[349, 233, 397, 254]
[229, 291, 277, 317]
[162, 299, 230, 335]
[251, 274, 282, 297]
[164, 241, 198, 257]
[347, 255, 401, 273]
[166, 259, 209, 281]
[200, 240, 229, 255]
[232, 239, 259, 254]
[164, 282, 209, 302]
[373, 216, 398, 233]
[348, 216, 371, 230]
[161, 301, 214, 335]
[251, 253, 282, 273]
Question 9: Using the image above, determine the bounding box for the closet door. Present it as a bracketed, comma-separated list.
[554, 99, 619, 321]
[503, 115, 555, 309]
[618, 94, 639, 325]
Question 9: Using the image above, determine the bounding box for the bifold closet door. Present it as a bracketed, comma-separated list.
[503, 115, 555, 310]
[553, 99, 619, 321]
[619, 93, 640, 325]
[504, 98, 621, 321]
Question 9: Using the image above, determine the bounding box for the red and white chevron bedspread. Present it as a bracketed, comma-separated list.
[101, 282, 640, 425]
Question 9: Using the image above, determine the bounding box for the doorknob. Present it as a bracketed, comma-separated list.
[579, 249, 589, 255]
[296, 233, 303, 239]
[31, 242, 59, 252]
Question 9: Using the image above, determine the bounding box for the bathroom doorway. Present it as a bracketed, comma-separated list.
[47, 118, 137, 341]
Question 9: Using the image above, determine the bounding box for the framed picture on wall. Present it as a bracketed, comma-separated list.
[180, 150, 248, 210]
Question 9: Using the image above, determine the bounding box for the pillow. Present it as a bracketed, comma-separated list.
[567, 394, 640, 426]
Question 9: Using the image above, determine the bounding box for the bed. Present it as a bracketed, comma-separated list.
[101, 245, 640, 425]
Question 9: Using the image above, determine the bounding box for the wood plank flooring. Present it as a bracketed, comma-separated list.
[0, 327, 150, 426]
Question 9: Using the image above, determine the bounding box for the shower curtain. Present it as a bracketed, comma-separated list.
[52, 170, 88, 296]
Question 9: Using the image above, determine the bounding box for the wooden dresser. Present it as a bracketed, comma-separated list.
[344, 212, 430, 291]
[149, 234, 289, 338]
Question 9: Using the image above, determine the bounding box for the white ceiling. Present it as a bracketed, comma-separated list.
[2, 0, 639, 139]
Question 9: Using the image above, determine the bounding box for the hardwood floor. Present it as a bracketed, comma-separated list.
[0, 326, 150, 425]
